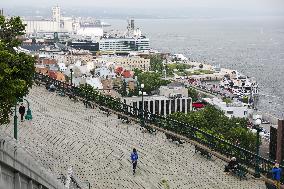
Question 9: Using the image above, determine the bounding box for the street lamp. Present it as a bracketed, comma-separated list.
[140, 83, 145, 128]
[14, 98, 32, 140]
[70, 68, 73, 86]
[251, 117, 263, 178]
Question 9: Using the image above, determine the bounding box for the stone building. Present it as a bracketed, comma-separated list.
[95, 56, 150, 71]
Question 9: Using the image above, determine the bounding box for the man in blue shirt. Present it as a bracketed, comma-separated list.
[272, 163, 282, 189]
[131, 148, 138, 175]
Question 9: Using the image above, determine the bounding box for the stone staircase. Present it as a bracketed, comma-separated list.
[0, 86, 267, 189]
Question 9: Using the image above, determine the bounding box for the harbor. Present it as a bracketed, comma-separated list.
[1, 1, 284, 188]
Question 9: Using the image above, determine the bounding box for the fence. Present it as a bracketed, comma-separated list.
[34, 72, 283, 178]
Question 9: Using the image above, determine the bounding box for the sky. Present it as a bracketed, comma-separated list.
[1, 0, 284, 18]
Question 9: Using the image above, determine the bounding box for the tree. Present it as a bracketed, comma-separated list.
[188, 87, 199, 102]
[118, 80, 127, 97]
[149, 55, 163, 72]
[0, 16, 35, 124]
[133, 68, 143, 77]
[167, 105, 257, 151]
[137, 72, 170, 94]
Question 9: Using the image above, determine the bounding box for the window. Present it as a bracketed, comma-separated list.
[150, 101, 154, 113]
[177, 99, 181, 112]
[171, 100, 175, 113]
[166, 100, 170, 115]
[155, 100, 159, 114]
[182, 99, 186, 113]
[161, 100, 165, 115]
[144, 101, 148, 112]
[227, 111, 234, 114]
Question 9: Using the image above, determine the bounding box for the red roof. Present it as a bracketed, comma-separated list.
[115, 67, 123, 74]
[48, 71, 57, 79]
[122, 70, 132, 78]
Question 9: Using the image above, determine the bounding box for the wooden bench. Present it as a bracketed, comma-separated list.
[99, 106, 111, 117]
[57, 90, 66, 97]
[146, 126, 156, 134]
[67, 93, 79, 102]
[34, 80, 41, 86]
[232, 165, 248, 180]
[265, 181, 277, 189]
[165, 133, 184, 145]
[194, 145, 212, 159]
[118, 114, 130, 124]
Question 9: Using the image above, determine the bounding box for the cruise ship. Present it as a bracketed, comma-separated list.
[99, 36, 150, 52]
[67, 19, 150, 53]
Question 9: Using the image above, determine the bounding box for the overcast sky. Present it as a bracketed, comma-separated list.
[1, 0, 284, 17]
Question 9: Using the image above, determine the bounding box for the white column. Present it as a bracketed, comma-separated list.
[14, 172, 21, 189]
[28, 180, 34, 189]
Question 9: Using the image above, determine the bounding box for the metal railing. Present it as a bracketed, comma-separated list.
[34, 72, 283, 178]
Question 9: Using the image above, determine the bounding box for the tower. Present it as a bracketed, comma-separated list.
[52, 6, 61, 23]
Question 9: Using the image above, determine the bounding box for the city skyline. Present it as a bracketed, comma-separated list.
[1, 0, 284, 18]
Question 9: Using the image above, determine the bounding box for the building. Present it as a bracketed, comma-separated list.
[159, 82, 188, 98]
[95, 56, 150, 71]
[23, 6, 77, 33]
[203, 98, 252, 118]
[99, 37, 150, 52]
[0, 8, 4, 16]
[269, 120, 284, 164]
[65, 50, 93, 65]
[122, 95, 192, 116]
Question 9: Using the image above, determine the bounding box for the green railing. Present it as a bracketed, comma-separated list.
[34, 73, 282, 177]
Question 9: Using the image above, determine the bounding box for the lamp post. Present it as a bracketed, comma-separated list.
[70, 68, 73, 86]
[140, 83, 145, 128]
[252, 117, 263, 178]
[14, 98, 32, 140]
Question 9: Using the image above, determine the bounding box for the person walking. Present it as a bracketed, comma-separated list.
[19, 103, 26, 122]
[131, 148, 138, 175]
[272, 163, 282, 189]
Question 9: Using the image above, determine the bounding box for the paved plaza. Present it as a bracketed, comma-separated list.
[0, 86, 267, 189]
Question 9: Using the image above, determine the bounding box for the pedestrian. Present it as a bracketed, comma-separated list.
[130, 148, 138, 175]
[19, 103, 26, 122]
[272, 163, 282, 189]
[224, 157, 238, 173]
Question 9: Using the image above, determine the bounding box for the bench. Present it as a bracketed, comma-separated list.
[57, 90, 66, 97]
[265, 182, 277, 189]
[165, 133, 185, 145]
[34, 80, 41, 86]
[83, 100, 94, 109]
[146, 126, 156, 134]
[194, 145, 212, 159]
[118, 114, 130, 124]
[67, 93, 79, 102]
[232, 165, 248, 180]
[99, 106, 111, 117]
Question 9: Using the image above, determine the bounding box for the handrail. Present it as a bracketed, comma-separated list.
[0, 137, 65, 189]
[34, 72, 284, 180]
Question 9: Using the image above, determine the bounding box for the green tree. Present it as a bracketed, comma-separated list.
[118, 80, 127, 97]
[167, 105, 257, 151]
[150, 55, 163, 72]
[0, 16, 35, 124]
[188, 87, 199, 102]
[133, 68, 143, 77]
[137, 72, 170, 94]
